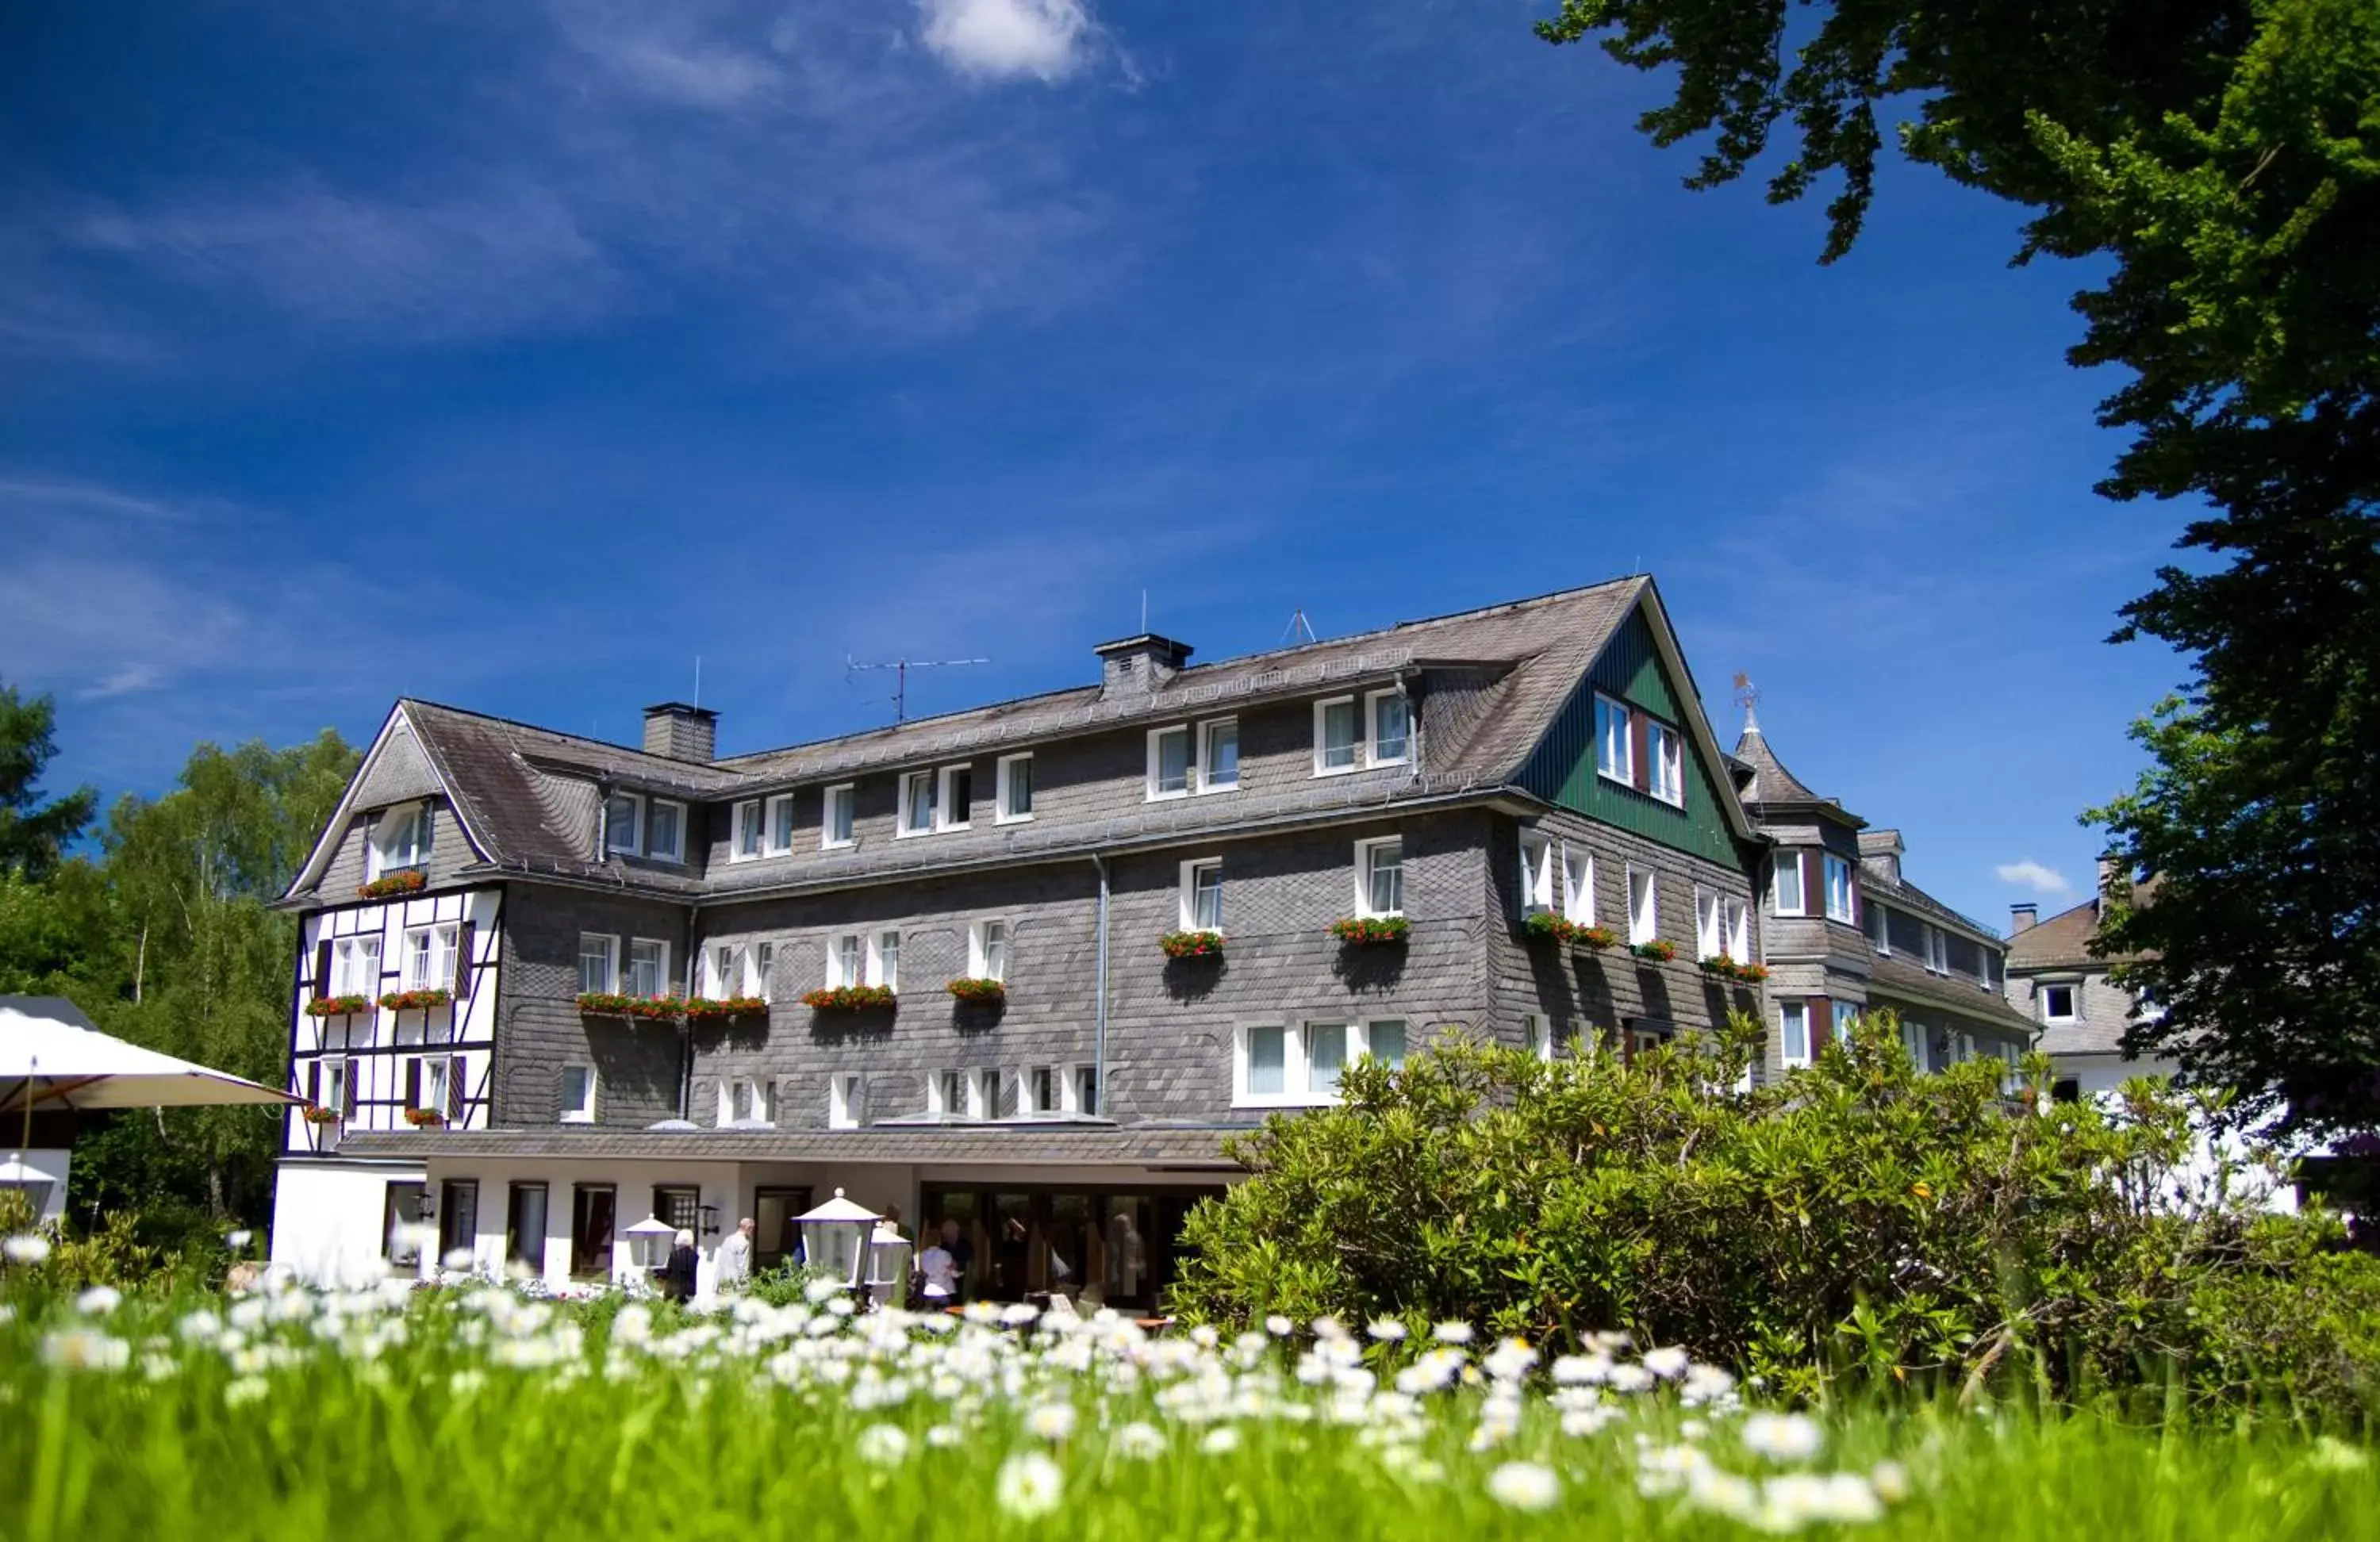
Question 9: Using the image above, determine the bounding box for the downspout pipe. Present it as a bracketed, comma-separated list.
[679, 902, 701, 1121]
[1091, 852, 1110, 1116]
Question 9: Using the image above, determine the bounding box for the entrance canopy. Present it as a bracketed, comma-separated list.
[1, 996, 302, 1114]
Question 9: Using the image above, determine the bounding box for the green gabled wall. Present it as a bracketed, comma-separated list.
[1517, 606, 1745, 867]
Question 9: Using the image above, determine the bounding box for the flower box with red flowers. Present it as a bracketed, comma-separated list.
[1572, 926, 1619, 951]
[402, 1107, 447, 1128]
[800, 985, 897, 1011]
[305, 995, 375, 1018]
[1521, 911, 1576, 944]
[301, 1105, 342, 1126]
[575, 992, 685, 1021]
[1698, 955, 1768, 984]
[1160, 930, 1226, 960]
[1330, 915, 1411, 947]
[683, 995, 769, 1022]
[378, 988, 452, 1012]
[1629, 939, 1678, 963]
[945, 977, 1007, 1004]
[358, 869, 427, 900]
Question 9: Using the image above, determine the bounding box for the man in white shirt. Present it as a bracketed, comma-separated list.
[917, 1240, 961, 1302]
[716, 1216, 754, 1291]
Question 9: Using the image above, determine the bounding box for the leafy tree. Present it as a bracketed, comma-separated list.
[1536, 1, 2380, 1136]
[0, 682, 98, 877]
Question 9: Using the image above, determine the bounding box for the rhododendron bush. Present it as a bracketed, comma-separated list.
[1171, 1013, 2380, 1418]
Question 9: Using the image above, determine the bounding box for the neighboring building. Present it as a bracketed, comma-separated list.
[268, 577, 1772, 1297]
[1731, 711, 2036, 1076]
[2003, 867, 2296, 1211]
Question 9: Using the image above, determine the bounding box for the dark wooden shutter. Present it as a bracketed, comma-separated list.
[1809, 995, 1832, 1053]
[453, 919, 476, 999]
[340, 1064, 358, 1117]
[307, 1061, 321, 1106]
[313, 939, 332, 1000]
[447, 1056, 466, 1120]
[1802, 851, 1825, 918]
[405, 1058, 421, 1110]
[1629, 709, 1650, 792]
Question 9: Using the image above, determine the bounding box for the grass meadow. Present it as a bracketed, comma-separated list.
[2, 1274, 2373, 1542]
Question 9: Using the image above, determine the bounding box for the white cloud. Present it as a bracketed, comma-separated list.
[919, 0, 1093, 82]
[1995, 859, 2071, 896]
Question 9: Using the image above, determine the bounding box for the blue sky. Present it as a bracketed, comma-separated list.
[2, 1, 2186, 928]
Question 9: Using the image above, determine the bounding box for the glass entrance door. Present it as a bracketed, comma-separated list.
[753, 1186, 812, 1271]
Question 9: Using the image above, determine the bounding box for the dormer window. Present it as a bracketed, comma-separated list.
[604, 792, 643, 857]
[646, 799, 685, 863]
[369, 802, 434, 878]
[1368, 690, 1411, 765]
[1147, 726, 1192, 800]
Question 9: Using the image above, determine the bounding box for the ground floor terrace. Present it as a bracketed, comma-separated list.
[271, 1125, 1242, 1307]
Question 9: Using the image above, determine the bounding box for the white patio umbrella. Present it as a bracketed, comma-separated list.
[1, 996, 301, 1117]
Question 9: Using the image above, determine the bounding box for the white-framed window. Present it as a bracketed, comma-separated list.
[626, 938, 670, 999]
[2039, 983, 2078, 1024]
[1361, 1018, 1408, 1069]
[1519, 830, 1556, 914]
[928, 1070, 965, 1117]
[1871, 903, 1893, 956]
[1146, 725, 1192, 800]
[1979, 949, 1998, 992]
[968, 919, 1009, 981]
[332, 934, 382, 997]
[559, 1063, 597, 1123]
[766, 794, 793, 854]
[1236, 1024, 1292, 1105]
[1180, 858, 1224, 932]
[1824, 854, 1856, 923]
[1368, 689, 1411, 766]
[1901, 1019, 1930, 1070]
[413, 1053, 454, 1114]
[708, 942, 752, 998]
[1020, 1065, 1060, 1118]
[603, 792, 643, 857]
[1523, 1012, 1554, 1062]
[967, 1068, 999, 1119]
[368, 802, 434, 878]
[1627, 866, 1658, 946]
[1695, 888, 1723, 958]
[996, 754, 1034, 823]
[646, 799, 685, 863]
[1355, 835, 1404, 918]
[719, 1076, 777, 1127]
[578, 933, 617, 995]
[1595, 694, 1633, 784]
[823, 784, 856, 849]
[1779, 1002, 1810, 1068]
[827, 934, 863, 990]
[401, 923, 458, 992]
[1069, 1064, 1099, 1117]
[828, 1074, 863, 1130]
[1306, 1021, 1350, 1097]
[1645, 719, 1684, 807]
[938, 765, 973, 830]
[898, 771, 935, 836]
[1833, 1000, 1860, 1041]
[1923, 924, 1949, 974]
[319, 1055, 352, 1118]
[1563, 848, 1595, 925]
[1772, 853, 1807, 916]
[1200, 718, 1239, 792]
[867, 930, 900, 991]
[1726, 896, 1750, 959]
[731, 800, 764, 861]
[754, 942, 774, 1001]
[1313, 696, 1359, 775]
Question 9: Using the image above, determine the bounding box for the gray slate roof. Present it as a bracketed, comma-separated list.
[290, 577, 1658, 902]
[1864, 953, 2039, 1038]
[1729, 719, 1848, 819]
[340, 1123, 1248, 1168]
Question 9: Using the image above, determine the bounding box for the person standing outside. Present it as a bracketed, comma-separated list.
[716, 1216, 755, 1292]
[935, 1217, 974, 1302]
[658, 1229, 699, 1304]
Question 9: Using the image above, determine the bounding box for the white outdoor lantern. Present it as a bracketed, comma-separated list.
[623, 1214, 679, 1275]
[866, 1225, 914, 1310]
[793, 1188, 879, 1292]
[0, 1153, 55, 1223]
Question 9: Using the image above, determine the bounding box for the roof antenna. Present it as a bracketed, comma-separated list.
[846, 653, 990, 725]
[1281, 608, 1318, 646]
[1732, 672, 1761, 734]
[1141, 589, 1148, 633]
[693, 655, 702, 710]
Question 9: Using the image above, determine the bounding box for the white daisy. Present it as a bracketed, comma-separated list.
[1487, 1460, 1561, 1512]
[854, 1424, 912, 1467]
[1431, 1320, 1474, 1344]
[1741, 1411, 1824, 1463]
[75, 1285, 123, 1316]
[1264, 1314, 1294, 1337]
[1366, 1318, 1409, 1342]
[994, 1452, 1065, 1520]
[1024, 1402, 1077, 1442]
[1641, 1345, 1690, 1379]
[1114, 1421, 1167, 1460]
[4, 1233, 52, 1265]
[1201, 1425, 1242, 1455]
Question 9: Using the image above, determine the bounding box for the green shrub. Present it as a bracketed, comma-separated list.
[1169, 1013, 2378, 1419]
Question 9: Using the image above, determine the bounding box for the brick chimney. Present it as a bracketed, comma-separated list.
[2096, 851, 2120, 896]
[2010, 903, 2037, 934]
[1092, 634, 1193, 698]
[643, 702, 717, 762]
[1857, 828, 1904, 884]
